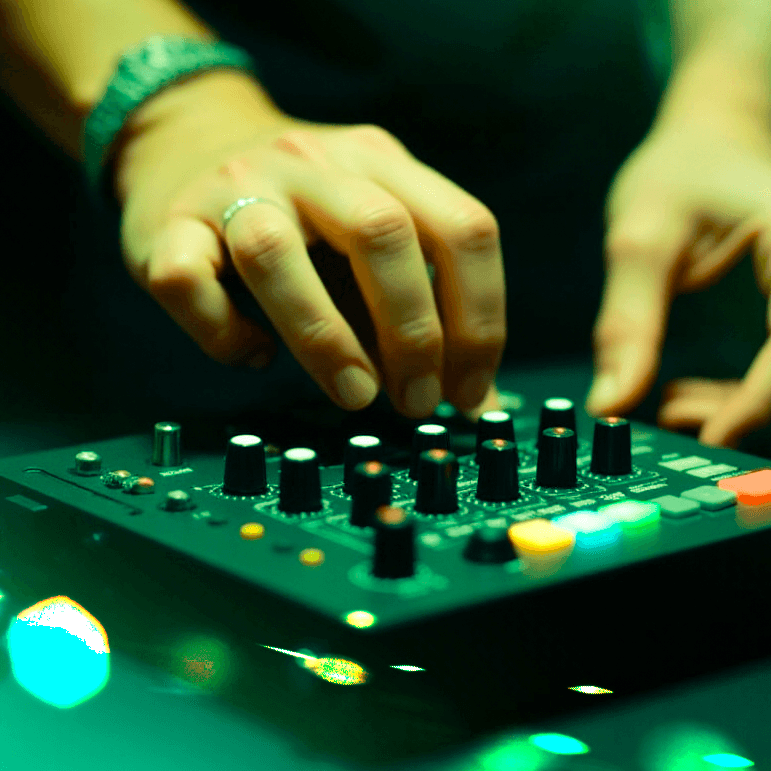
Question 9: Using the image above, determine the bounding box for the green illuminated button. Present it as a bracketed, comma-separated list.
[596, 500, 661, 527]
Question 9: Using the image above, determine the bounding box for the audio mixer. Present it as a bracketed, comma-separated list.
[2, 386, 771, 756]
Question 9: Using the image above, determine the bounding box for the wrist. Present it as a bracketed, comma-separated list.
[110, 69, 291, 205]
[656, 42, 771, 136]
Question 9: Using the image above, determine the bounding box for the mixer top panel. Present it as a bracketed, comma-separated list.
[0, 392, 768, 632]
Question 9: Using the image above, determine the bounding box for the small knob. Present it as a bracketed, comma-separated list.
[476, 439, 520, 502]
[537, 398, 577, 452]
[350, 461, 392, 527]
[223, 434, 268, 495]
[372, 506, 415, 578]
[165, 489, 194, 511]
[535, 427, 577, 488]
[475, 410, 518, 466]
[152, 422, 182, 467]
[409, 423, 450, 480]
[74, 451, 102, 475]
[463, 521, 516, 563]
[415, 448, 458, 514]
[590, 417, 632, 475]
[279, 447, 322, 514]
[343, 435, 383, 494]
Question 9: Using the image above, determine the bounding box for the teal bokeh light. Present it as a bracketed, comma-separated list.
[6, 596, 110, 708]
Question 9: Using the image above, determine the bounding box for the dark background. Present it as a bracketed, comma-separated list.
[0, 0, 767, 447]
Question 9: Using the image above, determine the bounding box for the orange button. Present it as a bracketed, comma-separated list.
[507, 518, 575, 560]
[717, 468, 771, 505]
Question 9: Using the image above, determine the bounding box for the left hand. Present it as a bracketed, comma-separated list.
[585, 103, 771, 450]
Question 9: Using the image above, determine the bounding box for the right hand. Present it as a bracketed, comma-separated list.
[112, 71, 507, 418]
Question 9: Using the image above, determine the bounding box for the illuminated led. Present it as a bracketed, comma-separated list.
[551, 511, 621, 552]
[239, 523, 265, 540]
[344, 610, 377, 628]
[390, 665, 425, 672]
[299, 548, 325, 566]
[597, 500, 661, 527]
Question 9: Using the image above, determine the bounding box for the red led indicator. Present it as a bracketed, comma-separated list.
[428, 449, 448, 460]
[376, 506, 407, 526]
[364, 461, 383, 474]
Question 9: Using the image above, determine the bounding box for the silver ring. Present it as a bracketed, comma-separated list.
[222, 197, 284, 229]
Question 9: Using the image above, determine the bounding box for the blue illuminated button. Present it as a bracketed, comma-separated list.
[649, 494, 701, 519]
[550, 511, 621, 553]
[680, 485, 737, 511]
[596, 500, 661, 528]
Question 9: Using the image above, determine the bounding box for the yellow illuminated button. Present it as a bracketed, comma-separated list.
[717, 469, 771, 505]
[507, 518, 575, 560]
[299, 548, 325, 566]
[596, 500, 661, 527]
[240, 522, 265, 540]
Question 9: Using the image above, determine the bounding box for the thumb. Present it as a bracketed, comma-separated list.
[585, 227, 685, 417]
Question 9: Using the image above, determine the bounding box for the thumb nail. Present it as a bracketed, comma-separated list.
[586, 372, 619, 415]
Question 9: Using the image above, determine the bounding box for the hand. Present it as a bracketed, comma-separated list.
[584, 102, 771, 449]
[112, 71, 506, 420]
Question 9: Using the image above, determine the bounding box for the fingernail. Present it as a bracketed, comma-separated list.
[458, 369, 494, 409]
[404, 373, 441, 416]
[586, 372, 618, 414]
[334, 365, 379, 410]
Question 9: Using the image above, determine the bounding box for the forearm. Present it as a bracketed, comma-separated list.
[0, 0, 281, 161]
[658, 0, 771, 125]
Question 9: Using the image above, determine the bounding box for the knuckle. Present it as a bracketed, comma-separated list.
[390, 316, 444, 355]
[445, 206, 500, 253]
[353, 206, 415, 253]
[294, 315, 343, 352]
[457, 316, 507, 350]
[146, 256, 198, 296]
[351, 124, 405, 153]
[230, 222, 293, 274]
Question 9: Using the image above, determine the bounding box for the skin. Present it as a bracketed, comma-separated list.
[587, 95, 771, 449]
[112, 71, 506, 421]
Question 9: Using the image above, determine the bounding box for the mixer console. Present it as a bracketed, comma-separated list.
[2, 390, 771, 736]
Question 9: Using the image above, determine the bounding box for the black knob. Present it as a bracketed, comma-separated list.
[223, 434, 268, 495]
[535, 427, 576, 488]
[475, 410, 518, 466]
[415, 448, 458, 514]
[590, 417, 632, 475]
[343, 435, 383, 494]
[350, 461, 392, 527]
[476, 439, 520, 502]
[410, 423, 450, 480]
[152, 421, 182, 466]
[372, 506, 415, 578]
[463, 521, 516, 563]
[279, 447, 322, 513]
[537, 398, 577, 452]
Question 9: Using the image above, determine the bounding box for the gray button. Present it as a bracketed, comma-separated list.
[650, 494, 701, 519]
[681, 485, 737, 511]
